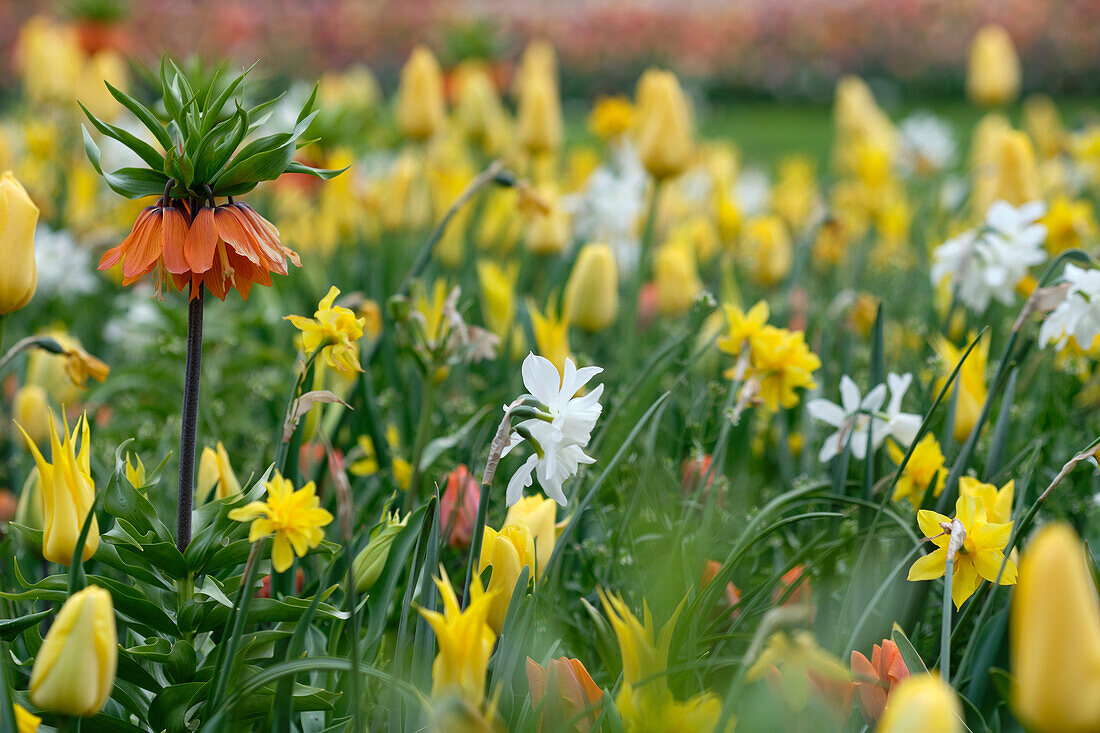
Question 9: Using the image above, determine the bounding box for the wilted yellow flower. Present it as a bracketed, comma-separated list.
[476, 260, 518, 340]
[62, 343, 110, 388]
[285, 286, 367, 374]
[0, 171, 39, 314]
[12, 383, 51, 446]
[1042, 196, 1096, 254]
[197, 441, 242, 502]
[1011, 523, 1100, 733]
[967, 25, 1021, 107]
[16, 413, 97, 566]
[637, 70, 694, 180]
[563, 243, 619, 332]
[588, 95, 635, 140]
[30, 584, 117, 717]
[876, 674, 962, 733]
[933, 333, 988, 442]
[479, 523, 537, 633]
[228, 471, 334, 572]
[887, 434, 945, 508]
[420, 570, 499, 705]
[749, 326, 821, 412]
[528, 298, 571, 374]
[742, 215, 792, 287]
[654, 241, 703, 316]
[396, 45, 445, 141]
[908, 494, 1017, 609]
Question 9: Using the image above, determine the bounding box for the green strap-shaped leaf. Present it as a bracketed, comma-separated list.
[83, 125, 170, 199]
[79, 102, 165, 170]
[105, 81, 173, 150]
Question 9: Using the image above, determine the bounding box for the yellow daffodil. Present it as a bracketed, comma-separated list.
[717, 300, 769, 357]
[1042, 196, 1097, 254]
[933, 333, 988, 443]
[748, 326, 821, 412]
[958, 476, 1013, 524]
[285, 286, 367, 374]
[228, 471, 334, 572]
[419, 569, 499, 705]
[888, 435, 946, 508]
[16, 412, 97, 566]
[908, 494, 1016, 609]
[588, 95, 634, 140]
[479, 523, 537, 633]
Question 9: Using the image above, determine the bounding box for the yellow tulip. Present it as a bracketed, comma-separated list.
[79, 49, 130, 121]
[16, 413, 98, 566]
[1023, 94, 1064, 159]
[527, 298, 571, 375]
[453, 63, 505, 148]
[419, 570, 498, 705]
[637, 71, 694, 180]
[14, 16, 83, 108]
[475, 260, 519, 340]
[654, 241, 703, 316]
[995, 130, 1040, 206]
[563, 243, 619, 332]
[15, 468, 44, 535]
[12, 384, 51, 447]
[197, 441, 242, 502]
[875, 674, 962, 733]
[504, 495, 559, 580]
[30, 585, 117, 717]
[479, 523, 537, 633]
[1011, 523, 1100, 733]
[933, 333, 988, 443]
[512, 40, 558, 102]
[396, 46, 445, 142]
[0, 171, 39, 314]
[833, 76, 896, 174]
[525, 188, 571, 255]
[966, 25, 1021, 107]
[517, 72, 562, 156]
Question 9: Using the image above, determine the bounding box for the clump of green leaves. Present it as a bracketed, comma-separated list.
[80, 56, 343, 201]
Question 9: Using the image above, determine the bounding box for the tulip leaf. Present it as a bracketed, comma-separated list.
[149, 681, 204, 733]
[890, 622, 930, 674]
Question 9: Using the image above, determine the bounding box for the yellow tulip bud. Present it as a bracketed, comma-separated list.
[396, 46, 445, 142]
[12, 384, 51, 447]
[1023, 94, 1064, 159]
[479, 524, 537, 633]
[517, 73, 562, 155]
[16, 413, 97, 566]
[0, 171, 39, 314]
[875, 674, 962, 733]
[996, 130, 1040, 206]
[563, 243, 619, 332]
[513, 40, 558, 101]
[453, 64, 504, 148]
[654, 241, 703, 316]
[833, 76, 896, 174]
[475, 260, 518, 340]
[197, 441, 242, 503]
[504, 495, 559, 580]
[1011, 523, 1100, 733]
[742, 215, 792, 287]
[637, 70, 694, 180]
[124, 452, 146, 490]
[30, 584, 118, 717]
[527, 298, 571, 374]
[967, 25, 1021, 107]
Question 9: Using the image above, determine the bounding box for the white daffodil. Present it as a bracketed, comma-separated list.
[883, 372, 922, 447]
[1039, 263, 1100, 350]
[930, 200, 1047, 314]
[807, 375, 887, 462]
[898, 112, 956, 175]
[503, 353, 604, 506]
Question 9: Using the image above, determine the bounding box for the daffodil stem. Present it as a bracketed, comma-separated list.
[940, 557, 953, 685]
[176, 286, 205, 553]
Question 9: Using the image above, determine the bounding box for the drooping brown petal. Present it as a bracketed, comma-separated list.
[160, 206, 191, 275]
[184, 206, 218, 273]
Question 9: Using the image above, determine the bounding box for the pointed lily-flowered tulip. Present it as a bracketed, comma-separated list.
[419, 570, 499, 705]
[16, 412, 97, 565]
[1011, 523, 1100, 733]
[875, 673, 962, 733]
[851, 639, 910, 723]
[30, 585, 117, 717]
[526, 657, 603, 732]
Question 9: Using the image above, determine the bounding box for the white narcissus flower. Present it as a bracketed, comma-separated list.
[930, 199, 1047, 314]
[807, 373, 922, 463]
[898, 111, 956, 174]
[1039, 264, 1100, 350]
[503, 353, 604, 506]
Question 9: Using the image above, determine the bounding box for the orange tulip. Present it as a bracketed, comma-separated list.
[851, 639, 910, 723]
[526, 656, 603, 732]
[439, 464, 480, 549]
[702, 559, 742, 619]
[774, 565, 811, 607]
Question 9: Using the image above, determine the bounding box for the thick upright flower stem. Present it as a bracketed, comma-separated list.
[177, 285, 205, 552]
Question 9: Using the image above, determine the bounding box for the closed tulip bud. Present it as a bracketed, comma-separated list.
[518, 73, 562, 155]
[12, 384, 51, 447]
[563, 243, 618, 332]
[1011, 523, 1100, 733]
[440, 465, 480, 549]
[637, 71, 694, 180]
[0, 171, 39, 314]
[654, 242, 703, 316]
[875, 674, 962, 733]
[30, 584, 118, 717]
[396, 46, 445, 142]
[504, 496, 559, 580]
[513, 40, 559, 101]
[353, 511, 408, 592]
[996, 130, 1040, 206]
[16, 413, 97, 566]
[526, 657, 604, 732]
[79, 49, 130, 121]
[479, 524, 537, 633]
[1022, 94, 1064, 159]
[967, 25, 1021, 107]
[454, 64, 504, 147]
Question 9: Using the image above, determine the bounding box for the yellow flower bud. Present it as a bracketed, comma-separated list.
[517, 73, 562, 155]
[512, 40, 558, 101]
[636, 71, 694, 180]
[475, 260, 518, 340]
[0, 171, 39, 314]
[16, 413, 97, 566]
[742, 215, 792, 287]
[453, 63, 504, 148]
[15, 468, 44, 534]
[563, 243, 619, 332]
[654, 241, 703, 316]
[12, 384, 51, 447]
[995, 130, 1040, 206]
[967, 25, 1021, 107]
[504, 496, 559, 580]
[528, 298, 571, 374]
[875, 674, 962, 733]
[1011, 523, 1100, 733]
[30, 584, 118, 717]
[479, 524, 536, 633]
[396, 46, 445, 142]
